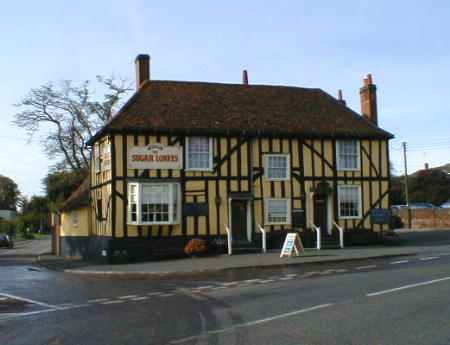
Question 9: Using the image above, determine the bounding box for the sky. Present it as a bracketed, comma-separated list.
[0, 0, 449, 197]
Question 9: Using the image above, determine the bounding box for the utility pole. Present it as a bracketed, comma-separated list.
[402, 142, 412, 228]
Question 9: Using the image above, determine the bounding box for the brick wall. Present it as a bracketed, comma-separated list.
[399, 209, 450, 229]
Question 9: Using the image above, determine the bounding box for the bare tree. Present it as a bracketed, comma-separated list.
[14, 76, 132, 171]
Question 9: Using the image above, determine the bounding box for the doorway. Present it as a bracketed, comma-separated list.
[313, 193, 328, 235]
[230, 199, 251, 242]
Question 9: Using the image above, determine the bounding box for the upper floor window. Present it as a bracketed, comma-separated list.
[265, 154, 290, 180]
[337, 140, 360, 171]
[338, 185, 362, 219]
[186, 137, 213, 171]
[127, 182, 180, 225]
[94, 144, 101, 173]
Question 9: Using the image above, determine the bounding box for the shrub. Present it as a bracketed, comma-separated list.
[184, 238, 209, 256]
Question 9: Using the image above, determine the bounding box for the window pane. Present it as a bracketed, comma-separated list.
[188, 137, 211, 169]
[339, 186, 360, 218]
[338, 141, 358, 170]
[267, 155, 288, 179]
[267, 199, 288, 223]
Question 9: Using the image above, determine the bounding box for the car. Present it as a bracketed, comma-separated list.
[0, 234, 13, 249]
[408, 202, 436, 209]
[391, 205, 407, 211]
[441, 201, 450, 209]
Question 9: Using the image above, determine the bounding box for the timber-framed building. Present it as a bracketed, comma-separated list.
[59, 54, 393, 260]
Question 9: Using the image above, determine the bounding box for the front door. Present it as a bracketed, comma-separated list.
[314, 193, 328, 234]
[231, 200, 248, 241]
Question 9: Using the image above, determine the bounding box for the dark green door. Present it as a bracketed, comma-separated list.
[231, 200, 248, 241]
[314, 193, 328, 233]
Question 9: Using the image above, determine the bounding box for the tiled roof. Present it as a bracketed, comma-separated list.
[60, 178, 89, 212]
[88, 80, 393, 143]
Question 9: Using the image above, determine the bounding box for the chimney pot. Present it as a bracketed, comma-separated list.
[425, 163, 430, 170]
[243, 70, 249, 85]
[135, 54, 150, 89]
[367, 73, 373, 85]
[337, 89, 346, 105]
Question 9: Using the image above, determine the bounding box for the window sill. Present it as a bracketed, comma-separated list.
[185, 168, 214, 172]
[127, 222, 179, 226]
[338, 216, 362, 220]
[266, 177, 290, 182]
[337, 168, 360, 172]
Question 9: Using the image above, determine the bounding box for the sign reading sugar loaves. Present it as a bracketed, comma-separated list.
[128, 143, 183, 170]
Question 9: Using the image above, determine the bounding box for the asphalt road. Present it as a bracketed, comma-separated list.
[1, 232, 450, 345]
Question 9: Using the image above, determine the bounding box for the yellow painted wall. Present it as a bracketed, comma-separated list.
[60, 207, 89, 237]
[89, 133, 391, 238]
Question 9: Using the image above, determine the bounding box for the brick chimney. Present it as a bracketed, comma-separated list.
[135, 54, 150, 89]
[360, 73, 378, 125]
[337, 89, 346, 106]
[243, 70, 249, 85]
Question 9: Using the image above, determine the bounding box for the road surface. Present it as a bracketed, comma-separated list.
[1, 231, 450, 345]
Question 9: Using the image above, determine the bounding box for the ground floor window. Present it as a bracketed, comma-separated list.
[265, 198, 290, 225]
[127, 182, 180, 225]
[338, 185, 362, 219]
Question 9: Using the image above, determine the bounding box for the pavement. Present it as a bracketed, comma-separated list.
[2, 229, 450, 344]
[37, 228, 450, 276]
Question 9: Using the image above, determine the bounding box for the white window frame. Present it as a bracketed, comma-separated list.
[185, 137, 213, 171]
[337, 185, 362, 219]
[265, 198, 291, 225]
[94, 144, 101, 173]
[127, 182, 181, 225]
[336, 140, 360, 171]
[101, 140, 111, 171]
[265, 154, 290, 181]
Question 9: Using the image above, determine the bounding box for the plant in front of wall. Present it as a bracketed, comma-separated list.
[184, 238, 209, 257]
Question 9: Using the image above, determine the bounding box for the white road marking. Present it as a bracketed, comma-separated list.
[169, 303, 333, 344]
[157, 293, 176, 297]
[147, 292, 165, 296]
[101, 300, 125, 305]
[367, 276, 450, 297]
[0, 308, 59, 321]
[279, 276, 295, 280]
[243, 279, 262, 284]
[286, 274, 298, 277]
[130, 296, 148, 301]
[87, 298, 110, 303]
[390, 260, 409, 265]
[118, 295, 139, 299]
[320, 269, 337, 275]
[420, 256, 440, 261]
[300, 271, 320, 277]
[258, 279, 275, 283]
[210, 286, 227, 290]
[356, 265, 377, 270]
[220, 281, 240, 286]
[335, 269, 349, 273]
[0, 292, 62, 310]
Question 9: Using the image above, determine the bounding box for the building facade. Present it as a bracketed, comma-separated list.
[60, 54, 393, 260]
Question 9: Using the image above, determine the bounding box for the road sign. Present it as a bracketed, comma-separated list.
[280, 233, 304, 258]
